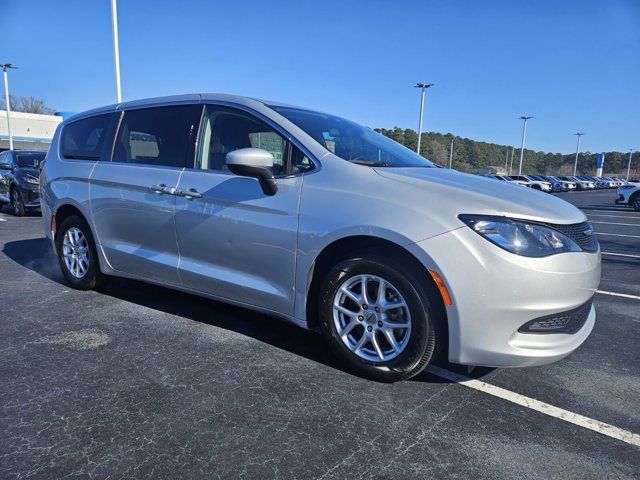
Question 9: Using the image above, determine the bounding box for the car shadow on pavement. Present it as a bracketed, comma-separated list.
[3, 236, 494, 383]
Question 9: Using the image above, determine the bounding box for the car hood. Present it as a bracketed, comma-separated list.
[374, 167, 586, 224]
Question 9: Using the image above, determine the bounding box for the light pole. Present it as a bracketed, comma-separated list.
[627, 149, 635, 181]
[572, 132, 585, 176]
[509, 147, 515, 175]
[449, 138, 454, 169]
[518, 116, 532, 175]
[110, 0, 122, 103]
[1, 63, 17, 150]
[504, 148, 509, 172]
[415, 82, 434, 155]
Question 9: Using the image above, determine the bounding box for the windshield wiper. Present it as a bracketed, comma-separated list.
[348, 159, 390, 167]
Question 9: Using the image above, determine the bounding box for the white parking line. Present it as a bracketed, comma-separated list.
[595, 232, 640, 239]
[590, 221, 640, 227]
[0, 218, 6, 222]
[426, 365, 640, 446]
[596, 290, 640, 300]
[601, 251, 640, 259]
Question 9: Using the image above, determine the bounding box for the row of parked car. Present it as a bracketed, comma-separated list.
[481, 174, 634, 193]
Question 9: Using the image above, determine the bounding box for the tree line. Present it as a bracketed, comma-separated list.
[374, 127, 638, 177]
[0, 95, 55, 115]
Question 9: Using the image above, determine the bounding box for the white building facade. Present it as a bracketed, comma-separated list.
[0, 110, 63, 151]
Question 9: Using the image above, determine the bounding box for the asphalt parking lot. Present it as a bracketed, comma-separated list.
[1, 189, 638, 479]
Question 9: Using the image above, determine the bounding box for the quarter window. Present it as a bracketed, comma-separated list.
[113, 105, 201, 168]
[61, 113, 113, 160]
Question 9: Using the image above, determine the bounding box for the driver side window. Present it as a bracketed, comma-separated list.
[197, 106, 286, 176]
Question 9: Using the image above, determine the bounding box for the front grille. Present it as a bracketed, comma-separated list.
[542, 221, 599, 252]
[518, 298, 593, 334]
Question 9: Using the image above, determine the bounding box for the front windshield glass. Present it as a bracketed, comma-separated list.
[269, 106, 435, 168]
[15, 152, 45, 168]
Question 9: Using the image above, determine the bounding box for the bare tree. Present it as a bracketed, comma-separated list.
[0, 95, 55, 114]
[422, 139, 448, 166]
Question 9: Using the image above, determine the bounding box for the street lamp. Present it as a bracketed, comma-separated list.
[415, 83, 434, 155]
[110, 0, 122, 103]
[518, 116, 533, 175]
[449, 139, 454, 169]
[573, 132, 585, 176]
[1, 63, 17, 150]
[627, 149, 635, 181]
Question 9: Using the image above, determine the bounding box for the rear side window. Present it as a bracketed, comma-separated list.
[61, 114, 113, 160]
[113, 105, 201, 168]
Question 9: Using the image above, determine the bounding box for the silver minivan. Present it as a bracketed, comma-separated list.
[41, 94, 601, 381]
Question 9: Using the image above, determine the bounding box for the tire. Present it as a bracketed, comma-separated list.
[631, 194, 640, 212]
[55, 215, 106, 290]
[318, 253, 438, 382]
[10, 187, 25, 216]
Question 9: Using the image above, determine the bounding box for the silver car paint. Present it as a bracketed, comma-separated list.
[174, 168, 302, 315]
[42, 93, 601, 367]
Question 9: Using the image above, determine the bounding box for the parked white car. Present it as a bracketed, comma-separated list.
[491, 175, 529, 187]
[508, 175, 553, 192]
[40, 93, 601, 382]
[616, 183, 640, 211]
[561, 176, 595, 190]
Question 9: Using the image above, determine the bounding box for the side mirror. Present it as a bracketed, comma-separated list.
[0, 164, 11, 171]
[226, 148, 278, 196]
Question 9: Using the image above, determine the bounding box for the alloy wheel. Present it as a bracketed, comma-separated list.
[62, 227, 90, 279]
[332, 274, 412, 362]
[11, 190, 21, 215]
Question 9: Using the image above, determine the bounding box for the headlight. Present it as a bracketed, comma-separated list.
[24, 174, 39, 185]
[459, 215, 582, 257]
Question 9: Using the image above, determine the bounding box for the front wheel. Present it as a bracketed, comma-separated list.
[632, 194, 640, 212]
[10, 188, 25, 216]
[318, 254, 438, 382]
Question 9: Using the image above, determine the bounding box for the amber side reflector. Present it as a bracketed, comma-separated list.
[428, 270, 452, 307]
[50, 213, 56, 239]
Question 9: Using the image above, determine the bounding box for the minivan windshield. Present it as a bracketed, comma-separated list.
[15, 152, 46, 168]
[269, 106, 435, 168]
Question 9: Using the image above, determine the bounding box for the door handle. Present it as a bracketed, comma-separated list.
[150, 184, 167, 194]
[176, 188, 202, 200]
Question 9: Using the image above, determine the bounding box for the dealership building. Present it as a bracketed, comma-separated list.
[0, 110, 66, 151]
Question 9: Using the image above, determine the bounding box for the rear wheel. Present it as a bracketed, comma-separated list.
[55, 215, 107, 290]
[318, 254, 438, 382]
[631, 193, 640, 212]
[10, 188, 25, 216]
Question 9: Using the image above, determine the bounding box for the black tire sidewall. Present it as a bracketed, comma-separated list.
[11, 188, 24, 216]
[318, 255, 435, 382]
[55, 215, 101, 290]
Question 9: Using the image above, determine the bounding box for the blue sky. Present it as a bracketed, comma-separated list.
[1, 0, 638, 153]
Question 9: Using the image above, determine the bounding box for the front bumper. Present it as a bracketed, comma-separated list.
[20, 184, 41, 209]
[407, 226, 601, 367]
[615, 194, 626, 204]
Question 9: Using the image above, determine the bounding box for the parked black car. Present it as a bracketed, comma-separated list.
[0, 150, 46, 216]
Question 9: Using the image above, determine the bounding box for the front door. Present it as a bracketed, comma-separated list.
[90, 103, 201, 286]
[174, 105, 306, 315]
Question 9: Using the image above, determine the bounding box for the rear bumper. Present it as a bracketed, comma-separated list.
[407, 227, 601, 367]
